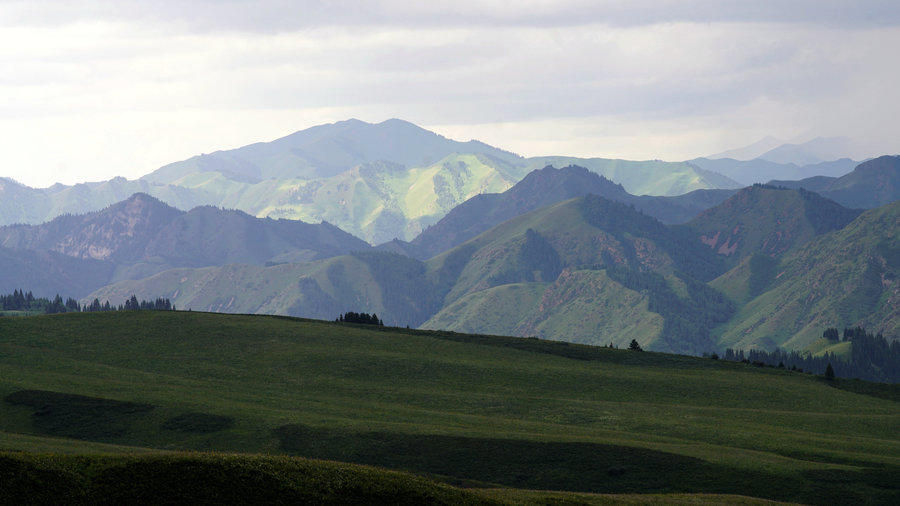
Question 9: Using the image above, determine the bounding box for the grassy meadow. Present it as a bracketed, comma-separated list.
[0, 311, 898, 504]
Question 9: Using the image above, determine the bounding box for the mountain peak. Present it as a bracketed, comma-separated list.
[405, 165, 631, 259]
[685, 184, 861, 263]
[708, 136, 785, 161]
[104, 192, 179, 216]
[757, 136, 857, 165]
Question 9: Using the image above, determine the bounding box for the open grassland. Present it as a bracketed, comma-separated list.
[0, 311, 898, 504]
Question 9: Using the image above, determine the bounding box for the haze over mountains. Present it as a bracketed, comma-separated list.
[2, 118, 899, 360]
[1, 119, 883, 245]
[0, 193, 369, 296]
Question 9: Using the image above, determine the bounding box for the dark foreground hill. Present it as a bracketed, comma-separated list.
[0, 453, 496, 506]
[1, 311, 898, 504]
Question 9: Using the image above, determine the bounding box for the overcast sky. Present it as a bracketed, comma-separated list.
[2, 0, 898, 188]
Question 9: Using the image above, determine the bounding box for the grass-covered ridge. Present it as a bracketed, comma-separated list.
[1, 311, 898, 504]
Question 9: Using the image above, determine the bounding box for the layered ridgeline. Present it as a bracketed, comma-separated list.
[88, 194, 732, 354]
[1, 312, 898, 505]
[0, 193, 369, 296]
[387, 165, 735, 260]
[690, 136, 863, 185]
[690, 157, 858, 187]
[84, 182, 900, 357]
[714, 198, 900, 351]
[421, 195, 731, 354]
[772, 155, 900, 209]
[0, 119, 742, 244]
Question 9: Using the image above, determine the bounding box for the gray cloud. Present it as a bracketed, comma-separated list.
[0, 1, 897, 187]
[5, 1, 900, 31]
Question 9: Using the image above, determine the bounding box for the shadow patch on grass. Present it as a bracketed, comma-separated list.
[162, 412, 235, 433]
[4, 390, 154, 440]
[275, 424, 900, 504]
[801, 467, 900, 506]
[274, 424, 797, 497]
[825, 378, 900, 403]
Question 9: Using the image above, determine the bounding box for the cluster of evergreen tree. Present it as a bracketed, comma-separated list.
[336, 312, 384, 326]
[1, 289, 174, 316]
[111, 295, 173, 311]
[718, 327, 900, 383]
[0, 289, 80, 314]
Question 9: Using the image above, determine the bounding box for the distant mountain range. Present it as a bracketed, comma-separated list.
[2, 119, 899, 359]
[708, 135, 863, 164]
[1, 119, 747, 244]
[771, 155, 900, 209]
[689, 157, 859, 186]
[696, 136, 877, 186]
[2, 120, 880, 245]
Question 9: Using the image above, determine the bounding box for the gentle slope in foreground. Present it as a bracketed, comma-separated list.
[0, 311, 897, 504]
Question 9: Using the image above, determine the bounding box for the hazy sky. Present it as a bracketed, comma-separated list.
[2, 0, 898, 187]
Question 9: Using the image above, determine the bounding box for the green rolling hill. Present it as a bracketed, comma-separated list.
[714, 199, 900, 351]
[0, 311, 897, 504]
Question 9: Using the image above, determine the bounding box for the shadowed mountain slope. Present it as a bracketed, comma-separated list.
[0, 193, 370, 287]
[680, 185, 862, 269]
[0, 246, 115, 298]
